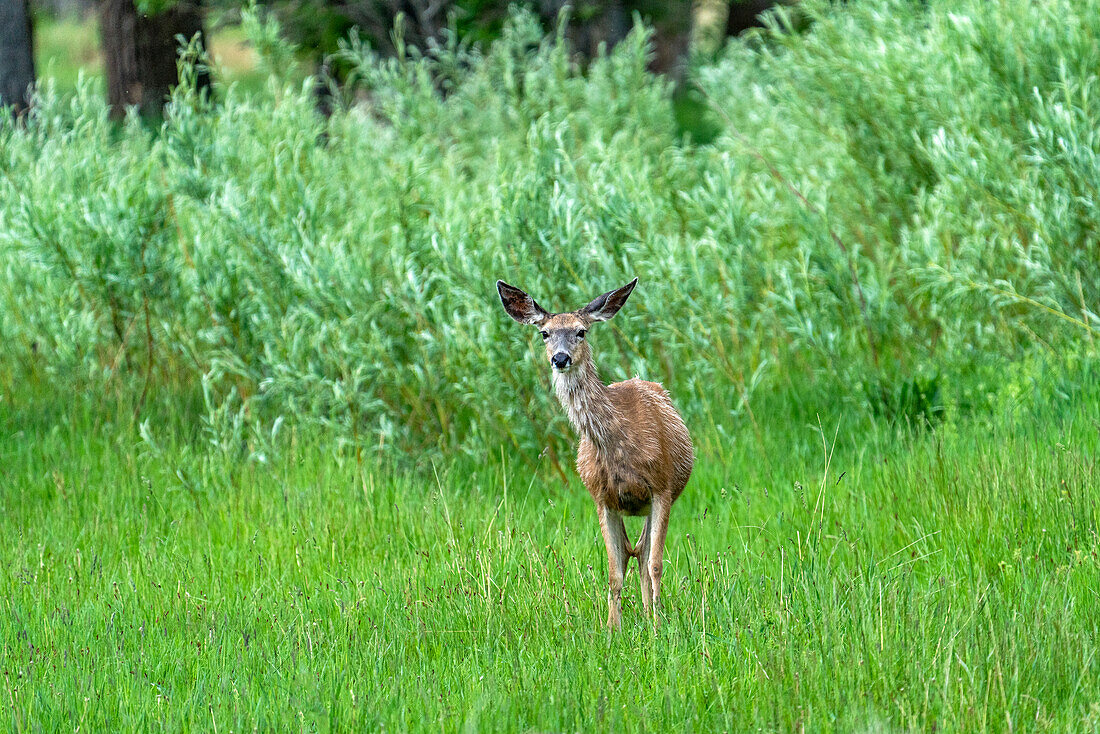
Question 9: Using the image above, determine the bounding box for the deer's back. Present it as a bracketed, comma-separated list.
[577, 378, 694, 515]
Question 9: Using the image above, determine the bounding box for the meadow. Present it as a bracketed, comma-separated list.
[2, 0, 1100, 730]
[4, 373, 1099, 731]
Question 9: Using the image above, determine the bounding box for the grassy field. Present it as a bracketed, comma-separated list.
[4, 374, 1099, 731]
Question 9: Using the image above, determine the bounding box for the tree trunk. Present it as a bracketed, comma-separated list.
[0, 0, 36, 117]
[99, 0, 210, 119]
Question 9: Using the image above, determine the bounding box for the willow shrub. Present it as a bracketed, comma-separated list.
[0, 0, 1097, 463]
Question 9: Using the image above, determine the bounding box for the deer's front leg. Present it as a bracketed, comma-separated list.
[646, 494, 672, 624]
[597, 503, 630, 629]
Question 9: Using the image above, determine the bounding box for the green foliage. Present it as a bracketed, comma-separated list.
[696, 0, 1100, 395]
[2, 0, 1099, 464]
[135, 0, 176, 15]
[269, 0, 520, 72]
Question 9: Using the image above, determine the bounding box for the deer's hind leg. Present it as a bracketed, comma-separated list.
[597, 503, 630, 629]
[635, 516, 653, 615]
[645, 494, 672, 624]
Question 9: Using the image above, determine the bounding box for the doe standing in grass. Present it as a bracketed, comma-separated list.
[497, 277, 694, 628]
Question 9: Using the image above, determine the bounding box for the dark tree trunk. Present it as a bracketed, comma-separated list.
[726, 0, 788, 36]
[0, 0, 36, 117]
[99, 0, 210, 119]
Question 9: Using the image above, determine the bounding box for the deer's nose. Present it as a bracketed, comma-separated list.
[551, 352, 572, 370]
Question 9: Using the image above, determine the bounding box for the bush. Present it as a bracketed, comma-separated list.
[1, 1, 1097, 463]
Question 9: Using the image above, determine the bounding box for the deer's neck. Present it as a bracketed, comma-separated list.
[552, 358, 618, 447]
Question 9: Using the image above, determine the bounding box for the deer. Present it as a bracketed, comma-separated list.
[496, 277, 694, 628]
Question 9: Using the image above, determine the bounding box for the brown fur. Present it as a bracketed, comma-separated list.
[497, 278, 694, 628]
[575, 378, 693, 517]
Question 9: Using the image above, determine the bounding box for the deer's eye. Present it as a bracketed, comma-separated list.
[540, 331, 549, 340]
[577, 330, 587, 340]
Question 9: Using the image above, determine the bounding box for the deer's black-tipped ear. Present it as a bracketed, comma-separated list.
[580, 277, 638, 322]
[497, 280, 550, 326]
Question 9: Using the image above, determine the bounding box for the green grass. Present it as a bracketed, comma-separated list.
[33, 16, 101, 91]
[4, 376, 1099, 731]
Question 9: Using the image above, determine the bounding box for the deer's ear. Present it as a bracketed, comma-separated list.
[497, 280, 550, 326]
[580, 277, 638, 322]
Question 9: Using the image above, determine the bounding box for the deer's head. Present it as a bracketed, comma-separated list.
[496, 278, 637, 373]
